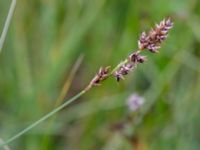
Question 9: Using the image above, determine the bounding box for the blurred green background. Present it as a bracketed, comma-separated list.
[1, 0, 200, 149]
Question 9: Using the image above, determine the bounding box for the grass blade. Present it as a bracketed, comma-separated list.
[0, 0, 17, 53]
[0, 90, 86, 148]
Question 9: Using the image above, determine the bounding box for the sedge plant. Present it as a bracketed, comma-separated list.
[0, 17, 173, 148]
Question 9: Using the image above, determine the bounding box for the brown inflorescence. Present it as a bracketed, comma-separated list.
[138, 18, 173, 53]
[86, 17, 173, 87]
[113, 52, 147, 81]
[113, 62, 135, 81]
[113, 18, 173, 81]
[85, 66, 110, 91]
[129, 52, 147, 63]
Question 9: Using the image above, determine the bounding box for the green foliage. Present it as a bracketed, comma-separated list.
[1, 0, 200, 149]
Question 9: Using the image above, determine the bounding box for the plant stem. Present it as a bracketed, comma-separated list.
[0, 90, 86, 148]
[41, 54, 84, 149]
[0, 0, 17, 53]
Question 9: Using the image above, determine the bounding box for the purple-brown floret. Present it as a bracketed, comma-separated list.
[138, 18, 173, 53]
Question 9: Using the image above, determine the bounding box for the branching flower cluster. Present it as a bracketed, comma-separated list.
[85, 17, 173, 91]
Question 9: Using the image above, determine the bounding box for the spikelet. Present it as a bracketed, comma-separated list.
[113, 52, 147, 81]
[138, 18, 173, 53]
[113, 18, 173, 81]
[85, 66, 110, 91]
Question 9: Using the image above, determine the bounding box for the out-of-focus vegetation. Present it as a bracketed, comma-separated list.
[1, 0, 200, 149]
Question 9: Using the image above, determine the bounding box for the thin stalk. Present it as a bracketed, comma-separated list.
[0, 138, 10, 150]
[0, 0, 17, 53]
[42, 54, 84, 149]
[0, 90, 86, 148]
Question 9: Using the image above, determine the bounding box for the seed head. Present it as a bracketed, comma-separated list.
[113, 52, 147, 81]
[138, 18, 173, 52]
[113, 62, 134, 81]
[129, 52, 147, 63]
[85, 17, 173, 89]
[85, 66, 110, 91]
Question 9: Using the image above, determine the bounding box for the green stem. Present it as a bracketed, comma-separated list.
[0, 90, 86, 148]
[0, 0, 17, 53]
